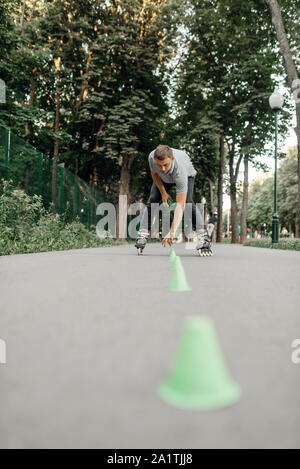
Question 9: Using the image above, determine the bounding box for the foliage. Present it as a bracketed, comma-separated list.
[0, 0, 298, 220]
[0, 0, 181, 205]
[169, 0, 294, 219]
[0, 178, 117, 256]
[247, 147, 299, 231]
[244, 238, 300, 251]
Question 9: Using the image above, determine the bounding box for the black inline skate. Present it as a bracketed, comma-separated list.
[196, 229, 213, 257]
[135, 230, 149, 255]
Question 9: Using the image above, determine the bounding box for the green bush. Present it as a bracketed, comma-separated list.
[244, 237, 300, 251]
[0, 178, 119, 256]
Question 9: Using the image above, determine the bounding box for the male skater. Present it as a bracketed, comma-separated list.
[135, 145, 212, 255]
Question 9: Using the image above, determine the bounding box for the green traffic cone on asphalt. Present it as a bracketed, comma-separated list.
[158, 316, 241, 410]
[168, 256, 191, 291]
[169, 247, 176, 263]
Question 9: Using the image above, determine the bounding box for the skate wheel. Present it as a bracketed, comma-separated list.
[197, 249, 213, 257]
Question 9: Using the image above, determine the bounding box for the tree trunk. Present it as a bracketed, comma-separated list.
[25, 69, 37, 137]
[240, 155, 249, 244]
[29, 0, 38, 22]
[297, 106, 300, 221]
[24, 86, 35, 137]
[75, 50, 92, 117]
[265, 0, 300, 221]
[52, 58, 61, 213]
[230, 190, 239, 243]
[24, 164, 30, 193]
[75, 135, 83, 177]
[216, 135, 224, 243]
[116, 154, 135, 240]
[20, 0, 26, 35]
[228, 142, 243, 243]
[207, 178, 215, 214]
[75, 155, 80, 177]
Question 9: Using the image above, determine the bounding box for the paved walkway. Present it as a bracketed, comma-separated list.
[0, 243, 299, 448]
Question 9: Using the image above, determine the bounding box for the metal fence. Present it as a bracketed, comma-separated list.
[0, 124, 209, 238]
[0, 124, 107, 228]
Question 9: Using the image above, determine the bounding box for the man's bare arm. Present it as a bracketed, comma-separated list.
[151, 171, 172, 206]
[161, 192, 187, 246]
[170, 192, 187, 234]
[151, 171, 167, 195]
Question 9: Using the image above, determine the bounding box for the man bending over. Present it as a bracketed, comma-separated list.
[135, 145, 212, 256]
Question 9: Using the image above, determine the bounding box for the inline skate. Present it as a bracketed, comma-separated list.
[196, 229, 213, 257]
[135, 230, 149, 255]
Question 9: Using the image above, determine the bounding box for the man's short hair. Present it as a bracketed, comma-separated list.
[154, 144, 173, 161]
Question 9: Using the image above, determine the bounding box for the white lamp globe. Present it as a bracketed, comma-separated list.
[269, 89, 284, 111]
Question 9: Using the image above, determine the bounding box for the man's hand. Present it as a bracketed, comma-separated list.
[162, 192, 172, 207]
[162, 231, 175, 247]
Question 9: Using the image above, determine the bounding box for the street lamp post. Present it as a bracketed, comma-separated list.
[269, 89, 284, 243]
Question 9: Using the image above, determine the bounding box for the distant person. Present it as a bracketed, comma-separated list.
[134, 145, 212, 256]
[207, 211, 218, 241]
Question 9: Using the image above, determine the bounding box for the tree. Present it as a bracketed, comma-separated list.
[265, 0, 300, 220]
[216, 136, 225, 242]
[172, 0, 292, 243]
[83, 0, 180, 238]
[1, 0, 181, 236]
[246, 146, 299, 233]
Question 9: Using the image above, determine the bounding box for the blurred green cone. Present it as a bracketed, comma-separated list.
[168, 256, 191, 291]
[158, 316, 241, 409]
[169, 247, 176, 263]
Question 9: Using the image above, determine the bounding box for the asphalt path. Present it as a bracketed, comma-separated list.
[0, 242, 299, 448]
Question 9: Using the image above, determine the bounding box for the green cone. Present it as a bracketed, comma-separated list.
[168, 256, 191, 291]
[169, 247, 176, 263]
[158, 316, 241, 410]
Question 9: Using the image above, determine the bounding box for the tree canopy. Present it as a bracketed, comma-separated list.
[0, 0, 298, 238]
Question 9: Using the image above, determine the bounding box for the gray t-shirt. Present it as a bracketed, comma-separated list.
[148, 148, 196, 194]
